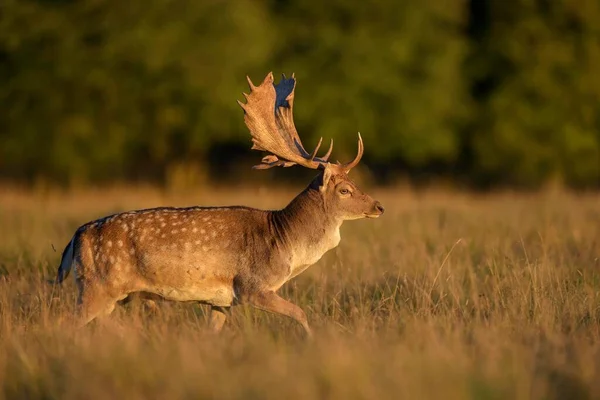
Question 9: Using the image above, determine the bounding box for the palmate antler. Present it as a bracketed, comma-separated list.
[237, 72, 363, 172]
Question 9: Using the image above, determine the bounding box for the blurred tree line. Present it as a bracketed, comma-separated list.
[0, 0, 598, 189]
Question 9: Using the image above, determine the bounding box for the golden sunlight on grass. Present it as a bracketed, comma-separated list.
[0, 186, 599, 399]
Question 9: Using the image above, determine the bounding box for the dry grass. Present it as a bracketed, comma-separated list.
[0, 185, 599, 400]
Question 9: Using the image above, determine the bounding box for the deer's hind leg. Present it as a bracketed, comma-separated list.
[119, 292, 161, 314]
[74, 278, 122, 328]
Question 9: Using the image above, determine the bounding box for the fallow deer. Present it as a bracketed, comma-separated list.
[52, 72, 384, 336]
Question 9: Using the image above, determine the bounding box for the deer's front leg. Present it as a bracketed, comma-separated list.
[246, 291, 312, 337]
[208, 305, 228, 333]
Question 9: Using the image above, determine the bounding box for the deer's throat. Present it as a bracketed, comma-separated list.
[274, 188, 342, 278]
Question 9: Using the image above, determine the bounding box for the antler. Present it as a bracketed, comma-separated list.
[237, 72, 333, 170]
[340, 132, 363, 173]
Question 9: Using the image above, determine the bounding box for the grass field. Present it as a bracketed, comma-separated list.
[0, 185, 599, 399]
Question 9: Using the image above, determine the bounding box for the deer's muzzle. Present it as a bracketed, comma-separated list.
[365, 201, 384, 218]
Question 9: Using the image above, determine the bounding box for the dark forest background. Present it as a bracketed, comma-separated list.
[1, 0, 599, 189]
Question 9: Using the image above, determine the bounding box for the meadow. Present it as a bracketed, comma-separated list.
[0, 185, 598, 399]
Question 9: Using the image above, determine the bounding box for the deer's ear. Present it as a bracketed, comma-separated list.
[320, 163, 334, 192]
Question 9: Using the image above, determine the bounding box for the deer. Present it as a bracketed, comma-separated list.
[52, 72, 384, 336]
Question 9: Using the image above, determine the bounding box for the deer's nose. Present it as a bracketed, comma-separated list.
[375, 201, 385, 214]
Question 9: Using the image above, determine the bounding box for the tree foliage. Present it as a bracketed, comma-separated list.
[468, 0, 600, 187]
[0, 0, 598, 188]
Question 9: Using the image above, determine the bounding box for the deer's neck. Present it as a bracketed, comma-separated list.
[271, 187, 342, 273]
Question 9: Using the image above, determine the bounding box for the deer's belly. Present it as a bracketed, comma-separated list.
[147, 282, 235, 306]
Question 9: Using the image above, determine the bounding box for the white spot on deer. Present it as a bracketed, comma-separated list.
[211, 231, 217, 238]
[129, 249, 135, 256]
[200, 229, 206, 235]
[202, 217, 210, 222]
[184, 242, 191, 250]
[101, 254, 107, 263]
[194, 240, 201, 245]
[161, 222, 166, 228]
[192, 227, 198, 233]
[107, 241, 113, 248]
[117, 240, 123, 247]
[122, 224, 129, 232]
[170, 243, 177, 249]
[181, 227, 187, 232]
[202, 245, 209, 252]
[192, 220, 196, 225]
[109, 256, 115, 264]
[161, 234, 166, 238]
[94, 245, 99, 252]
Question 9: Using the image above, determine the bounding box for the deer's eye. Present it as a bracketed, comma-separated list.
[339, 188, 350, 195]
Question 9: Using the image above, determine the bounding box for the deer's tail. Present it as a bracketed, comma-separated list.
[51, 235, 76, 284]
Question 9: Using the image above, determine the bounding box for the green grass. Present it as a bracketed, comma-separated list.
[0, 186, 599, 399]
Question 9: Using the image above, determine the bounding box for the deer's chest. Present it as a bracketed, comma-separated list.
[289, 227, 341, 275]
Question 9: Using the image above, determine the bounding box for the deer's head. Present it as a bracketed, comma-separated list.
[238, 72, 384, 220]
[315, 163, 384, 220]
